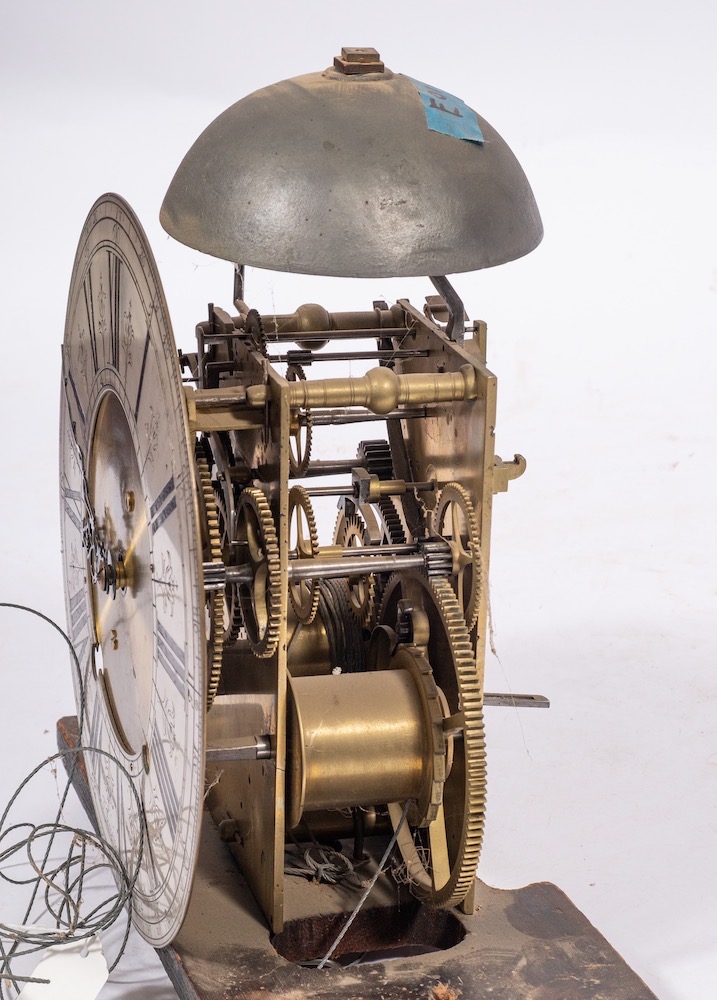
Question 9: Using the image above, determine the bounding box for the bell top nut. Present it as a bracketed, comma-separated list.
[334, 47, 385, 75]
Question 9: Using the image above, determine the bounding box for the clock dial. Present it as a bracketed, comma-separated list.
[60, 194, 204, 946]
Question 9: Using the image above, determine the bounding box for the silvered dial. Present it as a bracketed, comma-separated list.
[60, 193, 204, 946]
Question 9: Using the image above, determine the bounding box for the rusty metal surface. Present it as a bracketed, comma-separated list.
[58, 716, 659, 1000]
[160, 58, 542, 277]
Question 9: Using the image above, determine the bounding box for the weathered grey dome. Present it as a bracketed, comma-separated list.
[160, 52, 542, 277]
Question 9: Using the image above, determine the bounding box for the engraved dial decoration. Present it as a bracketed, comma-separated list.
[60, 194, 204, 946]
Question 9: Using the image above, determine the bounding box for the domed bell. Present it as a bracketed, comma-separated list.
[160, 47, 542, 278]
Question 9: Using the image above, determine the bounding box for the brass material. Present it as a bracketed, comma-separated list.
[287, 671, 427, 829]
[357, 439, 410, 548]
[379, 573, 487, 908]
[287, 486, 320, 624]
[386, 644, 447, 827]
[245, 364, 477, 413]
[235, 488, 282, 658]
[334, 47, 385, 75]
[386, 296, 497, 699]
[289, 807, 389, 840]
[66, 262, 501, 930]
[285, 609, 331, 677]
[245, 309, 268, 357]
[259, 303, 405, 338]
[434, 482, 483, 630]
[184, 385, 263, 434]
[493, 453, 527, 493]
[212, 480, 244, 646]
[333, 509, 376, 626]
[285, 364, 312, 476]
[88, 390, 154, 750]
[62, 50, 539, 946]
[194, 442, 225, 709]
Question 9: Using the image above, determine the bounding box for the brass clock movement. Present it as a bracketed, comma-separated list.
[60, 47, 544, 956]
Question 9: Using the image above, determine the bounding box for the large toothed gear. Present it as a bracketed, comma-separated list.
[357, 439, 409, 546]
[334, 509, 376, 628]
[288, 485, 320, 625]
[213, 483, 245, 645]
[434, 481, 483, 631]
[195, 441, 225, 710]
[235, 487, 282, 658]
[379, 571, 487, 909]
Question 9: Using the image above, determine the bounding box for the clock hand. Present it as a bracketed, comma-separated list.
[61, 396, 106, 590]
[76, 461, 131, 599]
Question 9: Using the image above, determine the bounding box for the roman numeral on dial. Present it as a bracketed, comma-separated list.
[151, 477, 177, 534]
[108, 250, 122, 370]
[151, 730, 180, 840]
[135, 329, 152, 421]
[68, 588, 90, 663]
[63, 496, 83, 535]
[83, 270, 99, 374]
[157, 620, 186, 697]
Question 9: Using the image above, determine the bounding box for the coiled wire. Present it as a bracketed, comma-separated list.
[0, 604, 144, 997]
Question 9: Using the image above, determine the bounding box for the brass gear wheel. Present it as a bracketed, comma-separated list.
[334, 509, 376, 628]
[235, 487, 282, 658]
[434, 481, 482, 631]
[286, 364, 312, 477]
[245, 308, 268, 357]
[378, 571, 486, 908]
[357, 439, 408, 546]
[288, 485, 320, 625]
[194, 441, 224, 710]
[213, 483, 244, 645]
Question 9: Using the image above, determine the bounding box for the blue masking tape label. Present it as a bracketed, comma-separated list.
[404, 76, 484, 143]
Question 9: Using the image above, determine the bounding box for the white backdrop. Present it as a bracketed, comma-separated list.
[0, 2, 715, 998]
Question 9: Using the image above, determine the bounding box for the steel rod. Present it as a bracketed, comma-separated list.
[483, 694, 550, 709]
[205, 736, 272, 761]
[304, 407, 427, 426]
[288, 543, 420, 558]
[221, 550, 428, 587]
[300, 459, 357, 477]
[269, 349, 429, 364]
[302, 481, 435, 497]
[287, 552, 426, 581]
[265, 327, 410, 343]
